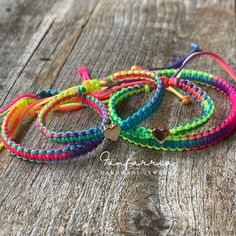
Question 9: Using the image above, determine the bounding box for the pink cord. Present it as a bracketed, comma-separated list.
[172, 51, 236, 83]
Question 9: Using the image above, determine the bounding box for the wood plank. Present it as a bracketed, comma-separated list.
[0, 0, 235, 235]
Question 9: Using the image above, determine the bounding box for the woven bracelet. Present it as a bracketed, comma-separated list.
[1, 87, 108, 162]
[122, 52, 236, 150]
[108, 69, 214, 144]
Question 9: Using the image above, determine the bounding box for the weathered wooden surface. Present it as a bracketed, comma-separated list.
[0, 0, 235, 235]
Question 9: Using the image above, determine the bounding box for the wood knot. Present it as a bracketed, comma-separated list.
[131, 208, 171, 235]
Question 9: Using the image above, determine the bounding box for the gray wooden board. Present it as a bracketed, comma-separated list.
[0, 0, 235, 235]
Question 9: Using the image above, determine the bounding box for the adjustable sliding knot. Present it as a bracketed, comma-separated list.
[77, 67, 91, 81]
[78, 67, 108, 93]
[161, 76, 170, 88]
[161, 76, 190, 105]
[168, 76, 178, 86]
[36, 89, 60, 99]
[78, 80, 107, 95]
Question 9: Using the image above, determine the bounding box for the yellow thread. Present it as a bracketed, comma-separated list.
[144, 84, 151, 93]
[82, 80, 106, 93]
[60, 102, 83, 108]
[166, 86, 190, 105]
[0, 142, 4, 150]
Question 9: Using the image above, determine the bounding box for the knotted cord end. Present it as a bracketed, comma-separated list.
[77, 67, 91, 81]
[79, 80, 107, 94]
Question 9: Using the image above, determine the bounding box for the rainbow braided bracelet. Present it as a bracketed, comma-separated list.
[119, 52, 236, 150]
[108, 67, 214, 143]
[1, 87, 109, 162]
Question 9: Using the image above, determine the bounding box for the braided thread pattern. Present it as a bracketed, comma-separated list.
[37, 86, 109, 143]
[121, 69, 236, 151]
[37, 69, 164, 138]
[109, 71, 214, 137]
[1, 90, 106, 162]
[107, 70, 165, 131]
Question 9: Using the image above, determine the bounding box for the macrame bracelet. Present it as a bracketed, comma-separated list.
[0, 88, 86, 149]
[36, 85, 109, 143]
[108, 71, 214, 143]
[37, 69, 165, 142]
[1, 88, 109, 162]
[121, 52, 236, 150]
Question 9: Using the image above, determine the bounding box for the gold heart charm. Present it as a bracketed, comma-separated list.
[103, 123, 121, 141]
[152, 126, 170, 144]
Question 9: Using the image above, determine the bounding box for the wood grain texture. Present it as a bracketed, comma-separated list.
[0, 0, 235, 235]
